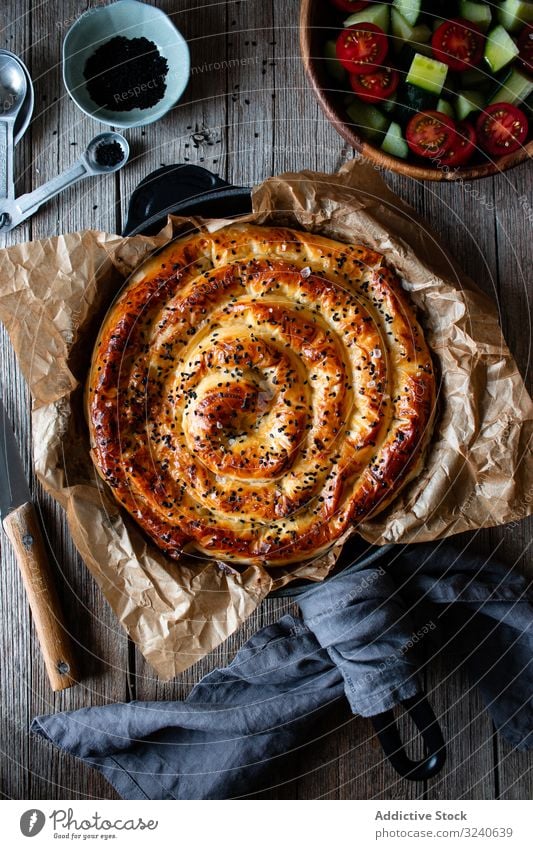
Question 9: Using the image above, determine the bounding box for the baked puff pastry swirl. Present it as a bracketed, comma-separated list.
[88, 225, 436, 567]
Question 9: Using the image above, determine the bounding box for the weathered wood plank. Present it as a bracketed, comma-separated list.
[498, 742, 533, 799]
[225, 0, 277, 186]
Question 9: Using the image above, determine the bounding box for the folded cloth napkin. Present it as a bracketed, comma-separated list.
[31, 540, 533, 800]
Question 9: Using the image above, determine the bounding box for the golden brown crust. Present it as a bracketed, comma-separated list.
[87, 224, 436, 567]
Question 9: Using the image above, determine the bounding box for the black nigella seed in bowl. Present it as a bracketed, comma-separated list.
[84, 35, 169, 112]
[94, 139, 125, 167]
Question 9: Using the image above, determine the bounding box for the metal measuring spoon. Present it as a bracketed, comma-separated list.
[0, 132, 130, 232]
[0, 54, 28, 200]
[0, 49, 34, 147]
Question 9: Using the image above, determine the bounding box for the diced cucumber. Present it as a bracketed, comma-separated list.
[392, 24, 433, 58]
[346, 101, 388, 141]
[392, 0, 423, 27]
[324, 40, 346, 82]
[391, 8, 431, 53]
[392, 8, 414, 47]
[406, 53, 448, 95]
[460, 67, 492, 88]
[381, 121, 409, 158]
[391, 8, 431, 44]
[459, 0, 492, 31]
[498, 0, 533, 32]
[437, 97, 455, 119]
[456, 89, 485, 119]
[395, 82, 437, 125]
[489, 67, 533, 104]
[382, 93, 398, 113]
[404, 82, 437, 111]
[344, 4, 390, 31]
[485, 25, 520, 72]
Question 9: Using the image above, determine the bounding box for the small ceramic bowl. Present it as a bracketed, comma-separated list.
[63, 0, 190, 129]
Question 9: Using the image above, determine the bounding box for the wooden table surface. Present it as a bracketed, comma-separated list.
[0, 0, 531, 800]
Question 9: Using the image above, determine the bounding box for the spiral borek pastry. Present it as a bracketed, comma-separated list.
[88, 225, 436, 566]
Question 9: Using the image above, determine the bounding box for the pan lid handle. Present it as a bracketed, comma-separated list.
[124, 164, 247, 236]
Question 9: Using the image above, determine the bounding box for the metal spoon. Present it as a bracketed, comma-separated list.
[0, 49, 34, 147]
[0, 54, 28, 200]
[0, 132, 130, 232]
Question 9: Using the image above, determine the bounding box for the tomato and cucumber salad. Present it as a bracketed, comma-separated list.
[324, 0, 533, 167]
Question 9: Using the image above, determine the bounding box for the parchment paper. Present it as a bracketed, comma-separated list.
[0, 160, 531, 679]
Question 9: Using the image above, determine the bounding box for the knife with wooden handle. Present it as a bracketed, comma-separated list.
[0, 399, 78, 691]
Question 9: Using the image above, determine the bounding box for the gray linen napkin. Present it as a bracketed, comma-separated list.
[31, 541, 533, 799]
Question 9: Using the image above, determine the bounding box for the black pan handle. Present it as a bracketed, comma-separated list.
[123, 163, 250, 236]
[371, 693, 446, 781]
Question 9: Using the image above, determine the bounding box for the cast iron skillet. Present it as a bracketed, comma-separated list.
[124, 164, 446, 782]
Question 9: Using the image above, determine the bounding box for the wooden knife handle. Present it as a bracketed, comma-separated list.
[3, 501, 78, 691]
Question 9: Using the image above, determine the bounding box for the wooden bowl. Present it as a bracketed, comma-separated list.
[300, 0, 533, 181]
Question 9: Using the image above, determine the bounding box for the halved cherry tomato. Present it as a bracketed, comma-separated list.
[432, 18, 484, 72]
[331, 0, 369, 12]
[438, 121, 477, 167]
[406, 110, 456, 158]
[349, 67, 400, 104]
[476, 103, 529, 156]
[336, 23, 389, 74]
[518, 25, 533, 76]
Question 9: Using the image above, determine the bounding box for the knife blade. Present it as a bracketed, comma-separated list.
[0, 398, 78, 691]
[0, 398, 32, 519]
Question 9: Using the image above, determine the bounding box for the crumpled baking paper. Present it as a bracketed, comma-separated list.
[0, 160, 531, 678]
